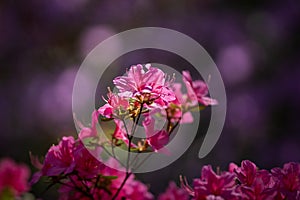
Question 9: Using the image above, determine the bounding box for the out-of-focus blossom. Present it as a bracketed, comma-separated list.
[217, 45, 254, 85]
[58, 156, 154, 200]
[0, 158, 30, 197]
[31, 135, 154, 200]
[79, 25, 116, 57]
[38, 68, 76, 124]
[271, 162, 300, 199]
[182, 165, 238, 200]
[158, 182, 189, 200]
[113, 64, 176, 108]
[234, 160, 276, 199]
[182, 71, 217, 106]
[235, 160, 258, 186]
[73, 142, 104, 178]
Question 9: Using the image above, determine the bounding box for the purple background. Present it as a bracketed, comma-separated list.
[0, 0, 299, 198]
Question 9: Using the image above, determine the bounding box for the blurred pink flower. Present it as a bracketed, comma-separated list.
[120, 179, 154, 200]
[113, 64, 176, 108]
[73, 142, 104, 178]
[234, 160, 258, 186]
[58, 157, 153, 200]
[181, 165, 238, 200]
[235, 160, 276, 199]
[182, 71, 217, 106]
[271, 162, 300, 199]
[0, 158, 30, 197]
[158, 182, 189, 200]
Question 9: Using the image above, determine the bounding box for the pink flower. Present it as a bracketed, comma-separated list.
[73, 142, 104, 178]
[113, 64, 176, 108]
[58, 158, 153, 200]
[41, 136, 76, 177]
[98, 91, 129, 118]
[271, 162, 300, 199]
[0, 158, 30, 197]
[158, 182, 189, 200]
[169, 83, 195, 123]
[234, 160, 258, 186]
[143, 116, 169, 152]
[102, 159, 153, 200]
[120, 179, 154, 200]
[235, 160, 277, 199]
[182, 71, 217, 106]
[181, 165, 238, 200]
[78, 110, 99, 140]
[112, 119, 136, 147]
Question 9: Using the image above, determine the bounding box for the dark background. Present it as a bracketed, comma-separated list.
[1, 0, 299, 198]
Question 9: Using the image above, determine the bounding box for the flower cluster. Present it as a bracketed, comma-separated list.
[95, 64, 216, 153]
[31, 136, 153, 200]
[181, 160, 300, 200]
[0, 158, 30, 199]
[30, 64, 217, 199]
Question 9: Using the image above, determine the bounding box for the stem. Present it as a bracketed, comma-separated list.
[132, 103, 144, 135]
[112, 103, 143, 200]
[111, 172, 132, 200]
[168, 117, 181, 135]
[132, 153, 152, 171]
[101, 145, 125, 168]
[60, 177, 94, 199]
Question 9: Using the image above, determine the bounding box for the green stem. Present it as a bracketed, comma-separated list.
[112, 103, 143, 200]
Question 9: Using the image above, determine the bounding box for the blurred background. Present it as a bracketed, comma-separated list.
[1, 0, 299, 198]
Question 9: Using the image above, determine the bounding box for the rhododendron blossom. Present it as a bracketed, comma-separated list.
[98, 90, 130, 119]
[31, 64, 220, 199]
[181, 165, 238, 200]
[0, 158, 30, 198]
[31, 136, 153, 200]
[113, 64, 176, 108]
[271, 162, 300, 199]
[28, 64, 300, 199]
[143, 116, 169, 152]
[158, 182, 189, 200]
[180, 160, 300, 200]
[182, 71, 217, 106]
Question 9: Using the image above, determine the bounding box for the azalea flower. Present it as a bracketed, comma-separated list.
[143, 116, 169, 153]
[182, 71, 217, 106]
[58, 156, 154, 200]
[234, 160, 258, 186]
[31, 136, 76, 184]
[78, 110, 100, 140]
[98, 90, 130, 119]
[158, 182, 189, 200]
[181, 165, 238, 200]
[112, 119, 136, 147]
[168, 82, 195, 124]
[0, 158, 30, 197]
[113, 64, 176, 108]
[271, 162, 300, 199]
[234, 160, 277, 199]
[31, 136, 154, 200]
[73, 142, 104, 178]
